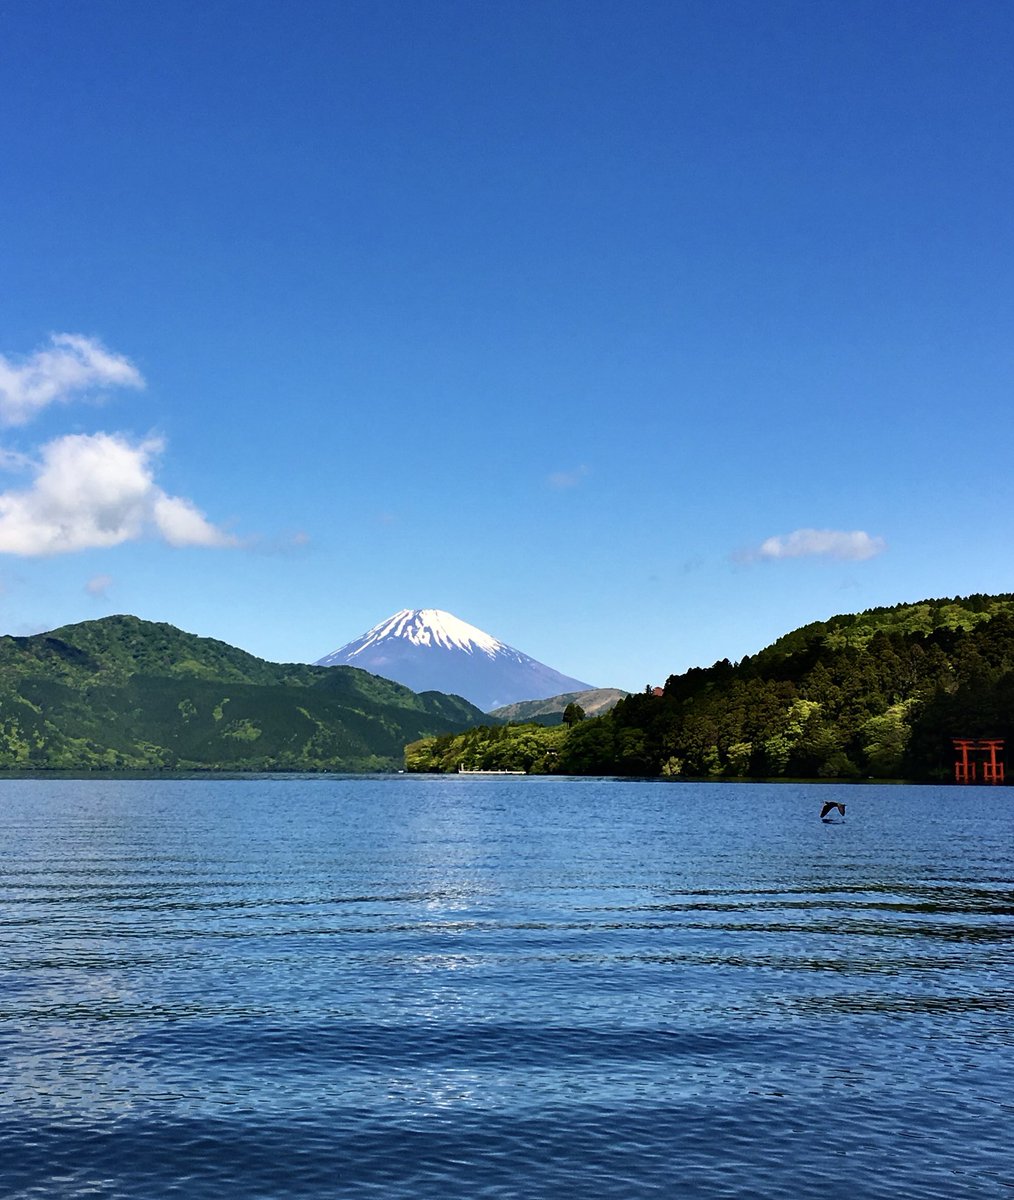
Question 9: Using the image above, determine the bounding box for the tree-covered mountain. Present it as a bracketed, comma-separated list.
[407, 594, 1014, 781]
[488, 688, 629, 726]
[0, 615, 488, 771]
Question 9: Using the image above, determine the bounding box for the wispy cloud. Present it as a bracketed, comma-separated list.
[743, 528, 886, 562]
[0, 447, 33, 471]
[0, 432, 236, 556]
[85, 573, 113, 599]
[547, 464, 590, 490]
[0, 333, 144, 426]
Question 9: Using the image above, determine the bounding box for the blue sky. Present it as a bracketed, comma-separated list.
[1, 0, 1012, 692]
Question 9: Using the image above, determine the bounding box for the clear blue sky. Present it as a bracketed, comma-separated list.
[1, 0, 1012, 691]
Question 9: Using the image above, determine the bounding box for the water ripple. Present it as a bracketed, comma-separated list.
[0, 777, 1011, 1198]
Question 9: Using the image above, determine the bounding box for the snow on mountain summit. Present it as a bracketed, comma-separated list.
[315, 608, 594, 711]
[348, 609, 505, 659]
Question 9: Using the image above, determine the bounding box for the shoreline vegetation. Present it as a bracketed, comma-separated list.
[2, 595, 1014, 780]
[407, 594, 1014, 783]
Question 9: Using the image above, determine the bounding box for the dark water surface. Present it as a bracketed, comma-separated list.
[1, 776, 1011, 1198]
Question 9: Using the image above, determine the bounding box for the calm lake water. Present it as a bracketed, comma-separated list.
[1, 776, 1011, 1199]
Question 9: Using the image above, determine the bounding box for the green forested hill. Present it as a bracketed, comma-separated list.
[0, 615, 487, 770]
[407, 594, 1014, 781]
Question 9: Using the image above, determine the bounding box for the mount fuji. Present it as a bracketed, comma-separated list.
[315, 609, 595, 712]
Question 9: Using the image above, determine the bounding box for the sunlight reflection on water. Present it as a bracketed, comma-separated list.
[1, 776, 1011, 1199]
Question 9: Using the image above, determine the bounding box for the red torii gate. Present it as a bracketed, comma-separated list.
[951, 738, 1005, 784]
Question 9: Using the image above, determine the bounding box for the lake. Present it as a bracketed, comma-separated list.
[1, 776, 1011, 1198]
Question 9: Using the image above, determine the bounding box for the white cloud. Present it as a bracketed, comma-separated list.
[0, 432, 236, 556]
[0, 333, 144, 426]
[750, 528, 886, 562]
[548, 464, 590, 490]
[153, 493, 232, 547]
[85, 573, 113, 598]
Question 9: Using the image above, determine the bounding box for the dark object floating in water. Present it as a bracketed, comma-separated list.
[820, 801, 846, 822]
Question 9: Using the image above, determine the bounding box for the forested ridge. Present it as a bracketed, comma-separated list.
[0, 615, 488, 771]
[406, 594, 1014, 780]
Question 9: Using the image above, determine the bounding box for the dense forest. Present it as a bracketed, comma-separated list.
[406, 595, 1014, 781]
[0, 615, 487, 771]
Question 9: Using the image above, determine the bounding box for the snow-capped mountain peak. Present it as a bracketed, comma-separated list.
[349, 609, 506, 660]
[315, 608, 595, 711]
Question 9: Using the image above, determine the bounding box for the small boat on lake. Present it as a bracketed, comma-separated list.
[458, 766, 526, 775]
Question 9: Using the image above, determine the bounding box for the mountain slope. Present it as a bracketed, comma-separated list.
[0, 615, 488, 771]
[317, 609, 595, 710]
[490, 688, 629, 725]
